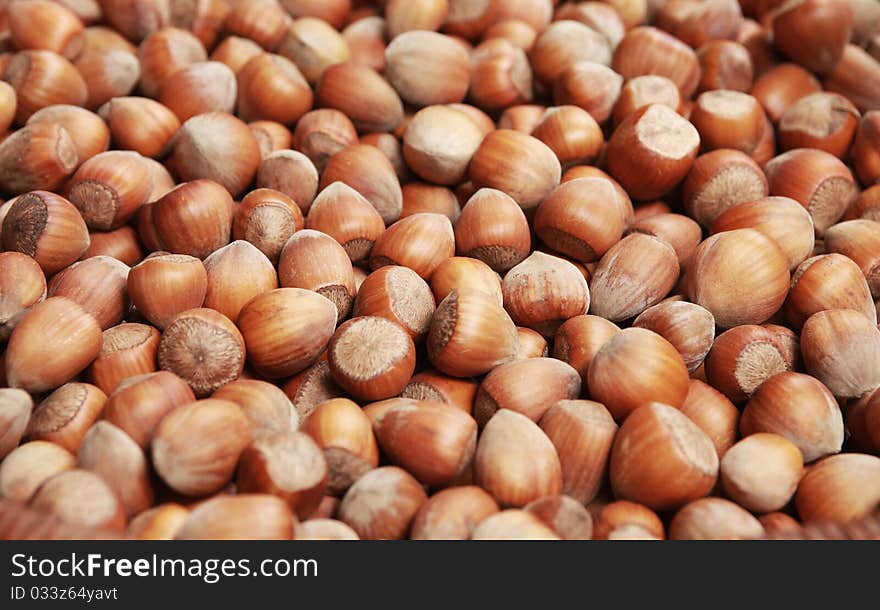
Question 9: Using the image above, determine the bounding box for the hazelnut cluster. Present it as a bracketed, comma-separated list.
[1, 0, 880, 541]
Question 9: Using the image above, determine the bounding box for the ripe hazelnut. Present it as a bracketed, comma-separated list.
[467, 39, 533, 112]
[711, 196, 815, 271]
[824, 220, 880, 299]
[529, 20, 611, 86]
[823, 44, 880, 114]
[800, 308, 880, 399]
[400, 370, 478, 415]
[611, 75, 681, 128]
[24, 382, 106, 454]
[370, 213, 454, 279]
[48, 255, 129, 331]
[127, 503, 189, 540]
[157, 308, 245, 397]
[751, 62, 822, 123]
[277, 16, 350, 85]
[78, 421, 154, 517]
[209, 35, 262, 74]
[402, 105, 483, 186]
[764, 148, 858, 235]
[411, 486, 499, 540]
[203, 241, 278, 323]
[539, 400, 617, 505]
[0, 124, 79, 194]
[474, 358, 581, 425]
[341, 16, 386, 72]
[384, 31, 470, 107]
[680, 379, 740, 457]
[326, 316, 415, 401]
[589, 233, 679, 322]
[337, 466, 428, 539]
[515, 327, 548, 359]
[4, 50, 87, 123]
[655, 0, 742, 49]
[152, 398, 252, 497]
[138, 27, 206, 98]
[237, 288, 336, 380]
[234, 188, 304, 264]
[758, 512, 802, 538]
[741, 371, 844, 462]
[158, 60, 236, 121]
[282, 355, 345, 422]
[315, 62, 404, 133]
[29, 469, 126, 534]
[470, 510, 561, 540]
[772, 0, 853, 75]
[669, 497, 764, 540]
[373, 400, 477, 488]
[612, 27, 701, 98]
[103, 371, 195, 449]
[84, 226, 144, 266]
[682, 149, 769, 229]
[319, 144, 403, 224]
[4, 297, 102, 394]
[523, 495, 593, 540]
[175, 495, 294, 540]
[0, 252, 46, 343]
[223, 0, 289, 51]
[151, 180, 234, 258]
[0, 191, 89, 275]
[704, 324, 794, 403]
[237, 430, 327, 519]
[475, 409, 563, 507]
[236, 53, 312, 125]
[628, 213, 702, 266]
[169, 112, 261, 198]
[633, 301, 715, 373]
[455, 188, 531, 273]
[794, 453, 880, 523]
[295, 519, 358, 540]
[552, 315, 620, 382]
[697, 40, 754, 93]
[502, 252, 590, 336]
[592, 500, 665, 540]
[26, 104, 109, 167]
[300, 398, 378, 495]
[290, 109, 357, 172]
[128, 254, 207, 330]
[610, 402, 719, 511]
[353, 266, 436, 342]
[7, 1, 85, 60]
[469, 129, 561, 214]
[853, 111, 880, 186]
[553, 61, 623, 126]
[606, 104, 700, 201]
[497, 104, 548, 133]
[278, 230, 354, 320]
[256, 150, 319, 214]
[74, 47, 140, 111]
[777, 92, 859, 158]
[88, 323, 160, 395]
[0, 441, 75, 503]
[687, 229, 790, 328]
[784, 254, 876, 328]
[690, 90, 766, 155]
[720, 433, 804, 513]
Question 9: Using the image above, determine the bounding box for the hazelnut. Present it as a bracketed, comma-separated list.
[0, 388, 32, 460]
[697, 40, 754, 93]
[175, 495, 294, 540]
[300, 398, 378, 495]
[475, 409, 563, 507]
[237, 430, 327, 519]
[337, 466, 428, 540]
[400, 370, 478, 414]
[552, 314, 620, 383]
[502, 252, 590, 337]
[290, 109, 357, 172]
[680, 379, 740, 458]
[682, 149, 769, 229]
[315, 61, 404, 133]
[704, 324, 793, 403]
[150, 180, 234, 259]
[777, 92, 859, 158]
[553, 61, 623, 126]
[470, 510, 561, 540]
[277, 16, 351, 85]
[203, 241, 278, 323]
[157, 308, 245, 397]
[47, 255, 129, 331]
[29, 469, 126, 534]
[127, 254, 208, 330]
[455, 188, 531, 273]
[319, 144, 403, 224]
[4, 50, 87, 123]
[795, 453, 880, 523]
[741, 371, 844, 462]
[592, 500, 665, 540]
[256, 150, 319, 214]
[138, 27, 206, 98]
[0, 124, 79, 194]
[612, 26, 701, 98]
[402, 105, 484, 186]
[370, 213, 455, 279]
[327, 316, 416, 401]
[468, 39, 533, 111]
[127, 503, 188, 540]
[633, 301, 715, 373]
[295, 519, 359, 540]
[0, 252, 46, 343]
[687, 228, 790, 328]
[720, 433, 804, 513]
[213, 379, 297, 435]
[772, 0, 853, 75]
[529, 20, 611, 86]
[411, 486, 499, 540]
[824, 220, 880, 299]
[279, 230, 354, 320]
[784, 254, 876, 328]
[152, 398, 252, 497]
[524, 495, 594, 540]
[158, 60, 236, 121]
[103, 371, 195, 449]
[4, 297, 102, 394]
[0, 441, 75, 503]
[610, 402, 719, 511]
[88, 323, 160, 395]
[353, 265, 436, 342]
[800, 308, 880, 399]
[234, 188, 304, 264]
[384, 31, 470, 107]
[236, 53, 313, 125]
[669, 497, 764, 540]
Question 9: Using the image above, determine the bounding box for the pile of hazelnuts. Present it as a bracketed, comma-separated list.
[0, 0, 879, 541]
